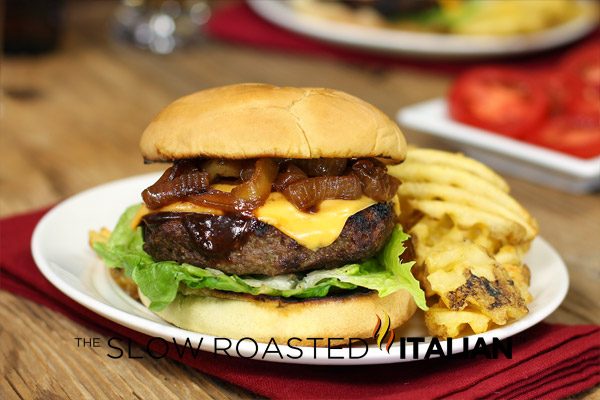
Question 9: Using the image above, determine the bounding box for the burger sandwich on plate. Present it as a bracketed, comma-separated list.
[91, 83, 428, 346]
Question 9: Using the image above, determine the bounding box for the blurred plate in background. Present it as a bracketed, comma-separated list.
[248, 0, 598, 58]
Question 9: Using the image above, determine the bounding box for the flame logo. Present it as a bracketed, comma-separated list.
[373, 312, 395, 353]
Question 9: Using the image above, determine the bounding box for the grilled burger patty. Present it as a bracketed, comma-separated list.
[141, 203, 395, 276]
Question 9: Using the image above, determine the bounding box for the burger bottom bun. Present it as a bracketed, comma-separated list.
[139, 288, 416, 347]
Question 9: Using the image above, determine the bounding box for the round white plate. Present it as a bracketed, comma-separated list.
[248, 0, 597, 58]
[31, 172, 569, 365]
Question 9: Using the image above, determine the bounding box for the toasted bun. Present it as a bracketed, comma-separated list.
[139, 289, 416, 347]
[140, 83, 406, 162]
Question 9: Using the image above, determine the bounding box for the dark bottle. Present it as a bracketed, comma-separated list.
[3, 0, 64, 54]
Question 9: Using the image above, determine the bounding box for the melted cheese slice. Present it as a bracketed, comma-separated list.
[255, 193, 376, 249]
[132, 185, 398, 250]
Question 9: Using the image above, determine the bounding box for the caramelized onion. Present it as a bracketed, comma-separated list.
[240, 165, 255, 182]
[351, 159, 400, 202]
[187, 159, 278, 214]
[293, 158, 347, 177]
[231, 158, 278, 206]
[168, 159, 203, 180]
[142, 167, 174, 209]
[283, 175, 362, 211]
[186, 190, 239, 214]
[273, 164, 307, 192]
[142, 156, 400, 213]
[202, 159, 243, 181]
[142, 162, 210, 209]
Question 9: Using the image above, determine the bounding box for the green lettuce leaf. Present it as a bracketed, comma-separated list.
[93, 204, 428, 311]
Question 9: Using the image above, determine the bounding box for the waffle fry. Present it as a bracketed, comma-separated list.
[402, 148, 510, 192]
[425, 303, 492, 338]
[391, 148, 536, 338]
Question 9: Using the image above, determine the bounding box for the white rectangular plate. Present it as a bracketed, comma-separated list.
[398, 99, 600, 193]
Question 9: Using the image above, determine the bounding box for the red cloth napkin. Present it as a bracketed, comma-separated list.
[1, 207, 599, 400]
[205, 3, 600, 75]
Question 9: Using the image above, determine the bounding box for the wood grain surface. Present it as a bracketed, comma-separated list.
[1, 1, 599, 399]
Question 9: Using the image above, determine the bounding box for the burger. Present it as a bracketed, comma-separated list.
[92, 83, 427, 346]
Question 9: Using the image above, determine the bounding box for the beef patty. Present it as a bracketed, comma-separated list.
[141, 203, 395, 276]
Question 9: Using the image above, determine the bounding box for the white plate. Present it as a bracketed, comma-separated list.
[31, 173, 569, 365]
[248, 0, 597, 58]
[398, 99, 600, 193]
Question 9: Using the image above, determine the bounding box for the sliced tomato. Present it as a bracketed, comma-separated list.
[449, 67, 549, 138]
[561, 43, 600, 89]
[563, 75, 600, 118]
[539, 70, 574, 115]
[527, 114, 600, 159]
[561, 44, 600, 118]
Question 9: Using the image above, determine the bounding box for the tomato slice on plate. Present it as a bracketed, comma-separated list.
[561, 43, 600, 90]
[540, 70, 574, 116]
[527, 114, 600, 159]
[561, 44, 600, 118]
[567, 79, 600, 118]
[449, 67, 549, 138]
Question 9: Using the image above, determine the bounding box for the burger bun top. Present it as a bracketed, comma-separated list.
[140, 83, 407, 162]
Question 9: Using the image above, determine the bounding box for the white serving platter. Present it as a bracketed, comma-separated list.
[398, 99, 600, 193]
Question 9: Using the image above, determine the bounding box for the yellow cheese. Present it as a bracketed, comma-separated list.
[255, 193, 376, 250]
[211, 183, 235, 192]
[132, 186, 399, 250]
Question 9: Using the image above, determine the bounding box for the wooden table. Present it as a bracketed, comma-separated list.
[2, 1, 598, 398]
